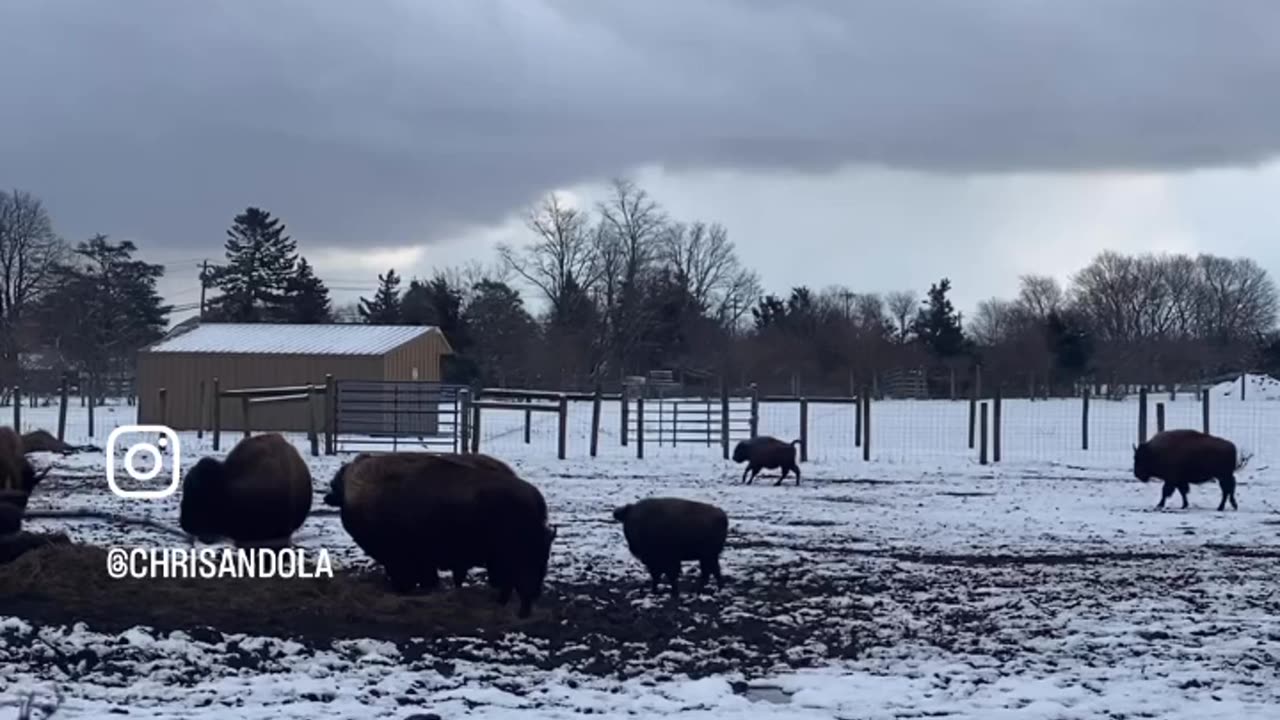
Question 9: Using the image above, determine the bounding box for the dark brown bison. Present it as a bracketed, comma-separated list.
[1133, 429, 1242, 511]
[20, 429, 84, 455]
[179, 433, 313, 546]
[732, 435, 802, 485]
[613, 497, 728, 597]
[324, 451, 557, 618]
[0, 427, 49, 522]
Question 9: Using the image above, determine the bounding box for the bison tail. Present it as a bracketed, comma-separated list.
[1236, 451, 1252, 472]
[790, 439, 802, 447]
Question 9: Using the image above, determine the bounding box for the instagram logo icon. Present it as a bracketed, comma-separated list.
[106, 425, 182, 499]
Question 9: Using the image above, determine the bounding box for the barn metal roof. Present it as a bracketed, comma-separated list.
[143, 323, 439, 356]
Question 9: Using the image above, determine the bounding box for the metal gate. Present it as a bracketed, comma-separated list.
[334, 380, 467, 452]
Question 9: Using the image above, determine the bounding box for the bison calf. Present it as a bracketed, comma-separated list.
[732, 435, 802, 486]
[1133, 429, 1241, 511]
[613, 497, 728, 598]
[179, 433, 313, 546]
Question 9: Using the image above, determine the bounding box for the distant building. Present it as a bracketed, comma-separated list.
[136, 322, 453, 432]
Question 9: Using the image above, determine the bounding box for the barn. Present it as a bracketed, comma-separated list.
[136, 323, 453, 432]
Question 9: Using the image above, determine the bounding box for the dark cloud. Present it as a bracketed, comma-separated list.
[3, 0, 1279, 253]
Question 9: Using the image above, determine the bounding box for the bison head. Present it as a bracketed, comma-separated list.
[731, 440, 751, 463]
[1132, 443, 1155, 482]
[612, 504, 633, 523]
[21, 458, 50, 496]
[324, 463, 348, 507]
[178, 457, 228, 543]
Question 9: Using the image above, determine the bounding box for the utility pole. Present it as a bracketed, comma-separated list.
[199, 260, 210, 319]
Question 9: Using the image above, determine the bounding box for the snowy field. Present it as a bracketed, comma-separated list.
[2, 376, 1280, 718]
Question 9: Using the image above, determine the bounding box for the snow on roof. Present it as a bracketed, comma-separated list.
[143, 323, 440, 356]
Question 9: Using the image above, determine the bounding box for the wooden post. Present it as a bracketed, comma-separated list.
[197, 379, 206, 440]
[56, 374, 69, 442]
[854, 392, 862, 447]
[967, 393, 977, 449]
[324, 374, 335, 455]
[470, 401, 481, 453]
[1137, 388, 1148, 444]
[241, 395, 251, 439]
[458, 389, 471, 454]
[620, 391, 630, 447]
[11, 385, 19, 431]
[212, 377, 221, 451]
[590, 387, 602, 458]
[861, 387, 871, 462]
[1081, 386, 1090, 450]
[1202, 388, 1210, 433]
[524, 400, 532, 445]
[1241, 374, 1246, 401]
[1156, 401, 1165, 433]
[992, 389, 1002, 463]
[979, 402, 989, 465]
[657, 397, 665, 447]
[672, 401, 679, 448]
[307, 386, 319, 457]
[392, 384, 400, 453]
[748, 383, 759, 437]
[798, 398, 808, 462]
[158, 388, 168, 427]
[720, 381, 730, 460]
[636, 395, 645, 459]
[557, 394, 568, 460]
[705, 397, 712, 447]
[949, 367, 957, 400]
[87, 377, 95, 438]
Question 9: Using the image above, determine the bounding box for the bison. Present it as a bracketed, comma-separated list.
[0, 427, 49, 522]
[179, 433, 313, 547]
[613, 497, 728, 597]
[1133, 429, 1242, 511]
[324, 451, 557, 618]
[732, 435, 802, 486]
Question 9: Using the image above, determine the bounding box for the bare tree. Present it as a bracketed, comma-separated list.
[595, 179, 666, 371]
[0, 190, 68, 373]
[886, 290, 917, 342]
[659, 220, 760, 323]
[1015, 274, 1063, 320]
[498, 192, 599, 317]
[1194, 255, 1278, 343]
[970, 298, 1020, 346]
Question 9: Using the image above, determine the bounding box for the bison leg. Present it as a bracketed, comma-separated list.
[1156, 481, 1177, 509]
[645, 564, 662, 594]
[774, 467, 789, 486]
[419, 569, 442, 592]
[385, 564, 418, 594]
[1176, 481, 1190, 509]
[665, 564, 681, 598]
[452, 567, 468, 587]
[495, 583, 514, 607]
[740, 466, 752, 484]
[697, 557, 721, 592]
[1218, 475, 1238, 511]
[745, 465, 762, 485]
[516, 592, 534, 619]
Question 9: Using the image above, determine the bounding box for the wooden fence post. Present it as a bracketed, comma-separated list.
[307, 385, 319, 457]
[636, 395, 645, 459]
[798, 398, 808, 462]
[197, 379, 206, 440]
[524, 399, 532, 445]
[979, 402, 989, 465]
[458, 389, 470, 454]
[620, 391, 630, 447]
[324, 374, 335, 455]
[212, 377, 221, 451]
[56, 375, 69, 442]
[1138, 388, 1149, 444]
[967, 392, 977, 449]
[241, 396, 251, 439]
[992, 389, 1002, 463]
[557, 394, 568, 460]
[87, 377, 94, 439]
[12, 386, 20, 431]
[470, 400, 481, 453]
[1081, 386, 1090, 450]
[1241, 374, 1246, 401]
[1202, 388, 1210, 434]
[861, 386, 871, 462]
[720, 381, 730, 460]
[748, 383, 759, 437]
[854, 391, 862, 447]
[590, 387, 601, 458]
[1156, 401, 1165, 433]
[672, 401, 679, 448]
[158, 388, 168, 428]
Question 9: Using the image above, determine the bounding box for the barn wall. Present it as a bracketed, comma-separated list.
[137, 352, 382, 431]
[382, 330, 449, 382]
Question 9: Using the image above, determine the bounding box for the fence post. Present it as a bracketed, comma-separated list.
[241, 396, 251, 439]
[12, 386, 19, 431]
[1137, 388, 1148, 444]
[393, 384, 401, 453]
[620, 391, 630, 447]
[524, 399, 532, 445]
[197, 379, 206, 440]
[212, 377, 221, 451]
[1241, 374, 1246, 401]
[636, 395, 645, 459]
[87, 376, 95, 439]
[558, 394, 568, 460]
[307, 386, 319, 457]
[458, 389, 471, 454]
[992, 389, 1002, 463]
[590, 387, 602, 458]
[799, 398, 809, 462]
[854, 391, 862, 447]
[1202, 388, 1210, 434]
[325, 374, 336, 455]
[470, 400, 481, 453]
[967, 392, 977, 449]
[974, 364, 982, 400]
[672, 401, 679, 448]
[1081, 386, 1090, 450]
[158, 388, 168, 428]
[748, 383, 759, 437]
[949, 367, 957, 400]
[979, 402, 989, 465]
[56, 374, 69, 442]
[705, 397, 712, 447]
[720, 381, 730, 460]
[862, 387, 872, 461]
[1156, 401, 1165, 433]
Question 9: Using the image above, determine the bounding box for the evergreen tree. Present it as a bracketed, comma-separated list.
[911, 278, 969, 358]
[358, 268, 402, 323]
[207, 207, 298, 321]
[401, 279, 437, 325]
[465, 280, 538, 385]
[281, 257, 332, 323]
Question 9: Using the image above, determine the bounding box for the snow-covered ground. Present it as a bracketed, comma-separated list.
[3, 391, 1280, 719]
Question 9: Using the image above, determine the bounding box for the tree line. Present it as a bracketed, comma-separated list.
[3, 182, 1279, 397]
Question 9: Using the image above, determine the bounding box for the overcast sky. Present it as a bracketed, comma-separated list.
[5, 0, 1280, 324]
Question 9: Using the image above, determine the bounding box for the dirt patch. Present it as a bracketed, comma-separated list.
[937, 491, 996, 498]
[889, 550, 1180, 567]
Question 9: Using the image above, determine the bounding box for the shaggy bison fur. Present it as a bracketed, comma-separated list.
[324, 452, 557, 619]
[0, 427, 48, 529]
[613, 497, 728, 597]
[20, 429, 87, 455]
[1133, 429, 1242, 511]
[178, 433, 313, 546]
[732, 435, 802, 485]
